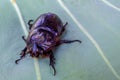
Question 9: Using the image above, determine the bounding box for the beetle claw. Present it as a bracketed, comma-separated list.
[49, 64, 56, 76]
[49, 51, 56, 75]
[15, 59, 20, 64]
[15, 47, 27, 64]
[28, 19, 34, 29]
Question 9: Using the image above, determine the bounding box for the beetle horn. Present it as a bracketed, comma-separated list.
[32, 42, 40, 57]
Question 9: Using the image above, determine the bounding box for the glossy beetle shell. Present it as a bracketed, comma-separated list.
[31, 13, 63, 35]
[27, 13, 64, 53]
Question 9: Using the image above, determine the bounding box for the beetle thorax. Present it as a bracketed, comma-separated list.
[30, 30, 55, 51]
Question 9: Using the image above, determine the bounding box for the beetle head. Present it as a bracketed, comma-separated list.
[27, 42, 44, 57]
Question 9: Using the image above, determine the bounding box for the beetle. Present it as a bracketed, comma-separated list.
[15, 12, 81, 75]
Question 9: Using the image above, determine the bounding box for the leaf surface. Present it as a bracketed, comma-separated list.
[0, 0, 120, 80]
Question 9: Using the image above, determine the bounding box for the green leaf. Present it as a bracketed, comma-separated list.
[0, 0, 120, 80]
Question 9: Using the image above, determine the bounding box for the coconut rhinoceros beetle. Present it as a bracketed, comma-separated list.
[15, 12, 81, 75]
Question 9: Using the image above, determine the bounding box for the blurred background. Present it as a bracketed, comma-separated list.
[0, 0, 120, 80]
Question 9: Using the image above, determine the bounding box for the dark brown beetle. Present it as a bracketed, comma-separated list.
[15, 12, 81, 75]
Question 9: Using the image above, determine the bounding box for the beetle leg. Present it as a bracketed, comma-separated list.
[15, 47, 27, 64]
[60, 22, 68, 35]
[63, 22, 68, 27]
[22, 36, 27, 43]
[28, 20, 34, 29]
[49, 51, 56, 76]
[56, 40, 82, 46]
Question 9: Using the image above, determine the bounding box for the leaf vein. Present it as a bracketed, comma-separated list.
[101, 0, 120, 12]
[57, 0, 120, 79]
[10, 0, 42, 80]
